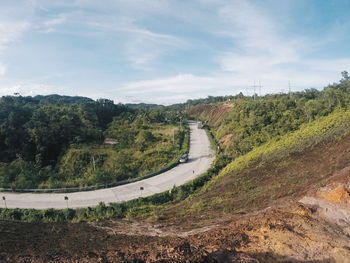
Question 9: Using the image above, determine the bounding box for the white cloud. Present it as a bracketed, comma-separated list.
[0, 63, 6, 76]
[0, 83, 58, 97]
[114, 0, 350, 104]
[117, 26, 184, 46]
[36, 5, 190, 70]
[40, 14, 67, 33]
[118, 69, 344, 105]
[0, 20, 28, 78]
[218, 1, 301, 56]
[210, 0, 350, 92]
[0, 22, 29, 51]
[118, 73, 229, 104]
[0, 85, 21, 96]
[122, 74, 213, 94]
[87, 18, 188, 69]
[215, 0, 302, 72]
[43, 15, 66, 28]
[114, 22, 187, 69]
[1, 0, 349, 105]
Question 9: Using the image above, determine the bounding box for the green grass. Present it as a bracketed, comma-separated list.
[204, 107, 350, 191]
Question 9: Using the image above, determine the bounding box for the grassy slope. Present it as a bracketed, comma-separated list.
[188, 102, 234, 128]
[43, 124, 185, 188]
[158, 107, 350, 222]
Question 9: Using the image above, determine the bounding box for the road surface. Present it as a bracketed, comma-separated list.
[0, 121, 215, 209]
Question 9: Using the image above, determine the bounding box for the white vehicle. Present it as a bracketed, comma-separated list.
[179, 153, 189, 163]
[197, 122, 203, 129]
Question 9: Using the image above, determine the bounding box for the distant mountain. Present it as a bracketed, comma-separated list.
[125, 103, 164, 108]
[34, 94, 94, 104]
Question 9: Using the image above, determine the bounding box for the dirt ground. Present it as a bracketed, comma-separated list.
[1, 198, 350, 262]
[188, 103, 234, 127]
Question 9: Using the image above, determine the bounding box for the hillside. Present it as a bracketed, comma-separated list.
[2, 90, 350, 261]
[189, 78, 350, 159]
[2, 78, 350, 262]
[0, 95, 188, 189]
[160, 106, 350, 221]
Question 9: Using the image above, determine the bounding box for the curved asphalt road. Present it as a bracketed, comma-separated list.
[0, 121, 215, 209]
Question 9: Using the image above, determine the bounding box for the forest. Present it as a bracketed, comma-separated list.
[0, 95, 188, 189]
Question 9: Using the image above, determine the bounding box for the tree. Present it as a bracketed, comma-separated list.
[341, 71, 349, 81]
[136, 130, 156, 145]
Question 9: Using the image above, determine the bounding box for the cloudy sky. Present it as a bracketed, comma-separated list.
[0, 0, 350, 104]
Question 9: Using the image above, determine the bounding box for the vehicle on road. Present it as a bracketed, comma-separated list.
[179, 153, 189, 163]
[0, 121, 215, 209]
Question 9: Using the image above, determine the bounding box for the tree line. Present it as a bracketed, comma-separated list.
[0, 95, 187, 189]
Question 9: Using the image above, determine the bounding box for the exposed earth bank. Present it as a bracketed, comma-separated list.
[2, 137, 350, 262]
[1, 196, 350, 262]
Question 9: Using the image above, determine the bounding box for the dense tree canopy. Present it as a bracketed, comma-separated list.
[0, 95, 187, 189]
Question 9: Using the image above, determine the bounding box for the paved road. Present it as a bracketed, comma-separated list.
[0, 121, 215, 209]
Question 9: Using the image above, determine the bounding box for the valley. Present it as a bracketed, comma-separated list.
[2, 77, 350, 262]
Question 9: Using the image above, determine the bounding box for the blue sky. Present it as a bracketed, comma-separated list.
[1, 0, 350, 105]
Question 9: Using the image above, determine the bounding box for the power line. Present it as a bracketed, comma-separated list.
[288, 81, 298, 99]
[259, 80, 263, 97]
[251, 80, 259, 100]
[288, 81, 291, 94]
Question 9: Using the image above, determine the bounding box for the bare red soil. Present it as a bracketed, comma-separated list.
[188, 103, 234, 127]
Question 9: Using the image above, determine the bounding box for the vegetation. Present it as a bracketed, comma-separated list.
[205, 106, 350, 191]
[190, 72, 350, 159]
[2, 100, 350, 222]
[2, 73, 350, 223]
[0, 153, 228, 222]
[0, 95, 187, 189]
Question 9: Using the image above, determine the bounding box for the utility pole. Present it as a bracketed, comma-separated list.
[259, 80, 263, 98]
[288, 81, 291, 94]
[251, 81, 259, 101]
[253, 80, 256, 101]
[288, 81, 295, 99]
[92, 155, 96, 172]
[172, 129, 175, 144]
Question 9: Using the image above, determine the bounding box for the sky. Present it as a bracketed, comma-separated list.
[1, 0, 350, 105]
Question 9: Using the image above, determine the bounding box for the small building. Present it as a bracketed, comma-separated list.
[104, 138, 118, 145]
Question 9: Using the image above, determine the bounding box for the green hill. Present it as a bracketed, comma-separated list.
[0, 95, 187, 189]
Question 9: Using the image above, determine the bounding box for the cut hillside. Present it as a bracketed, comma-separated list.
[188, 102, 235, 153]
[188, 102, 234, 127]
